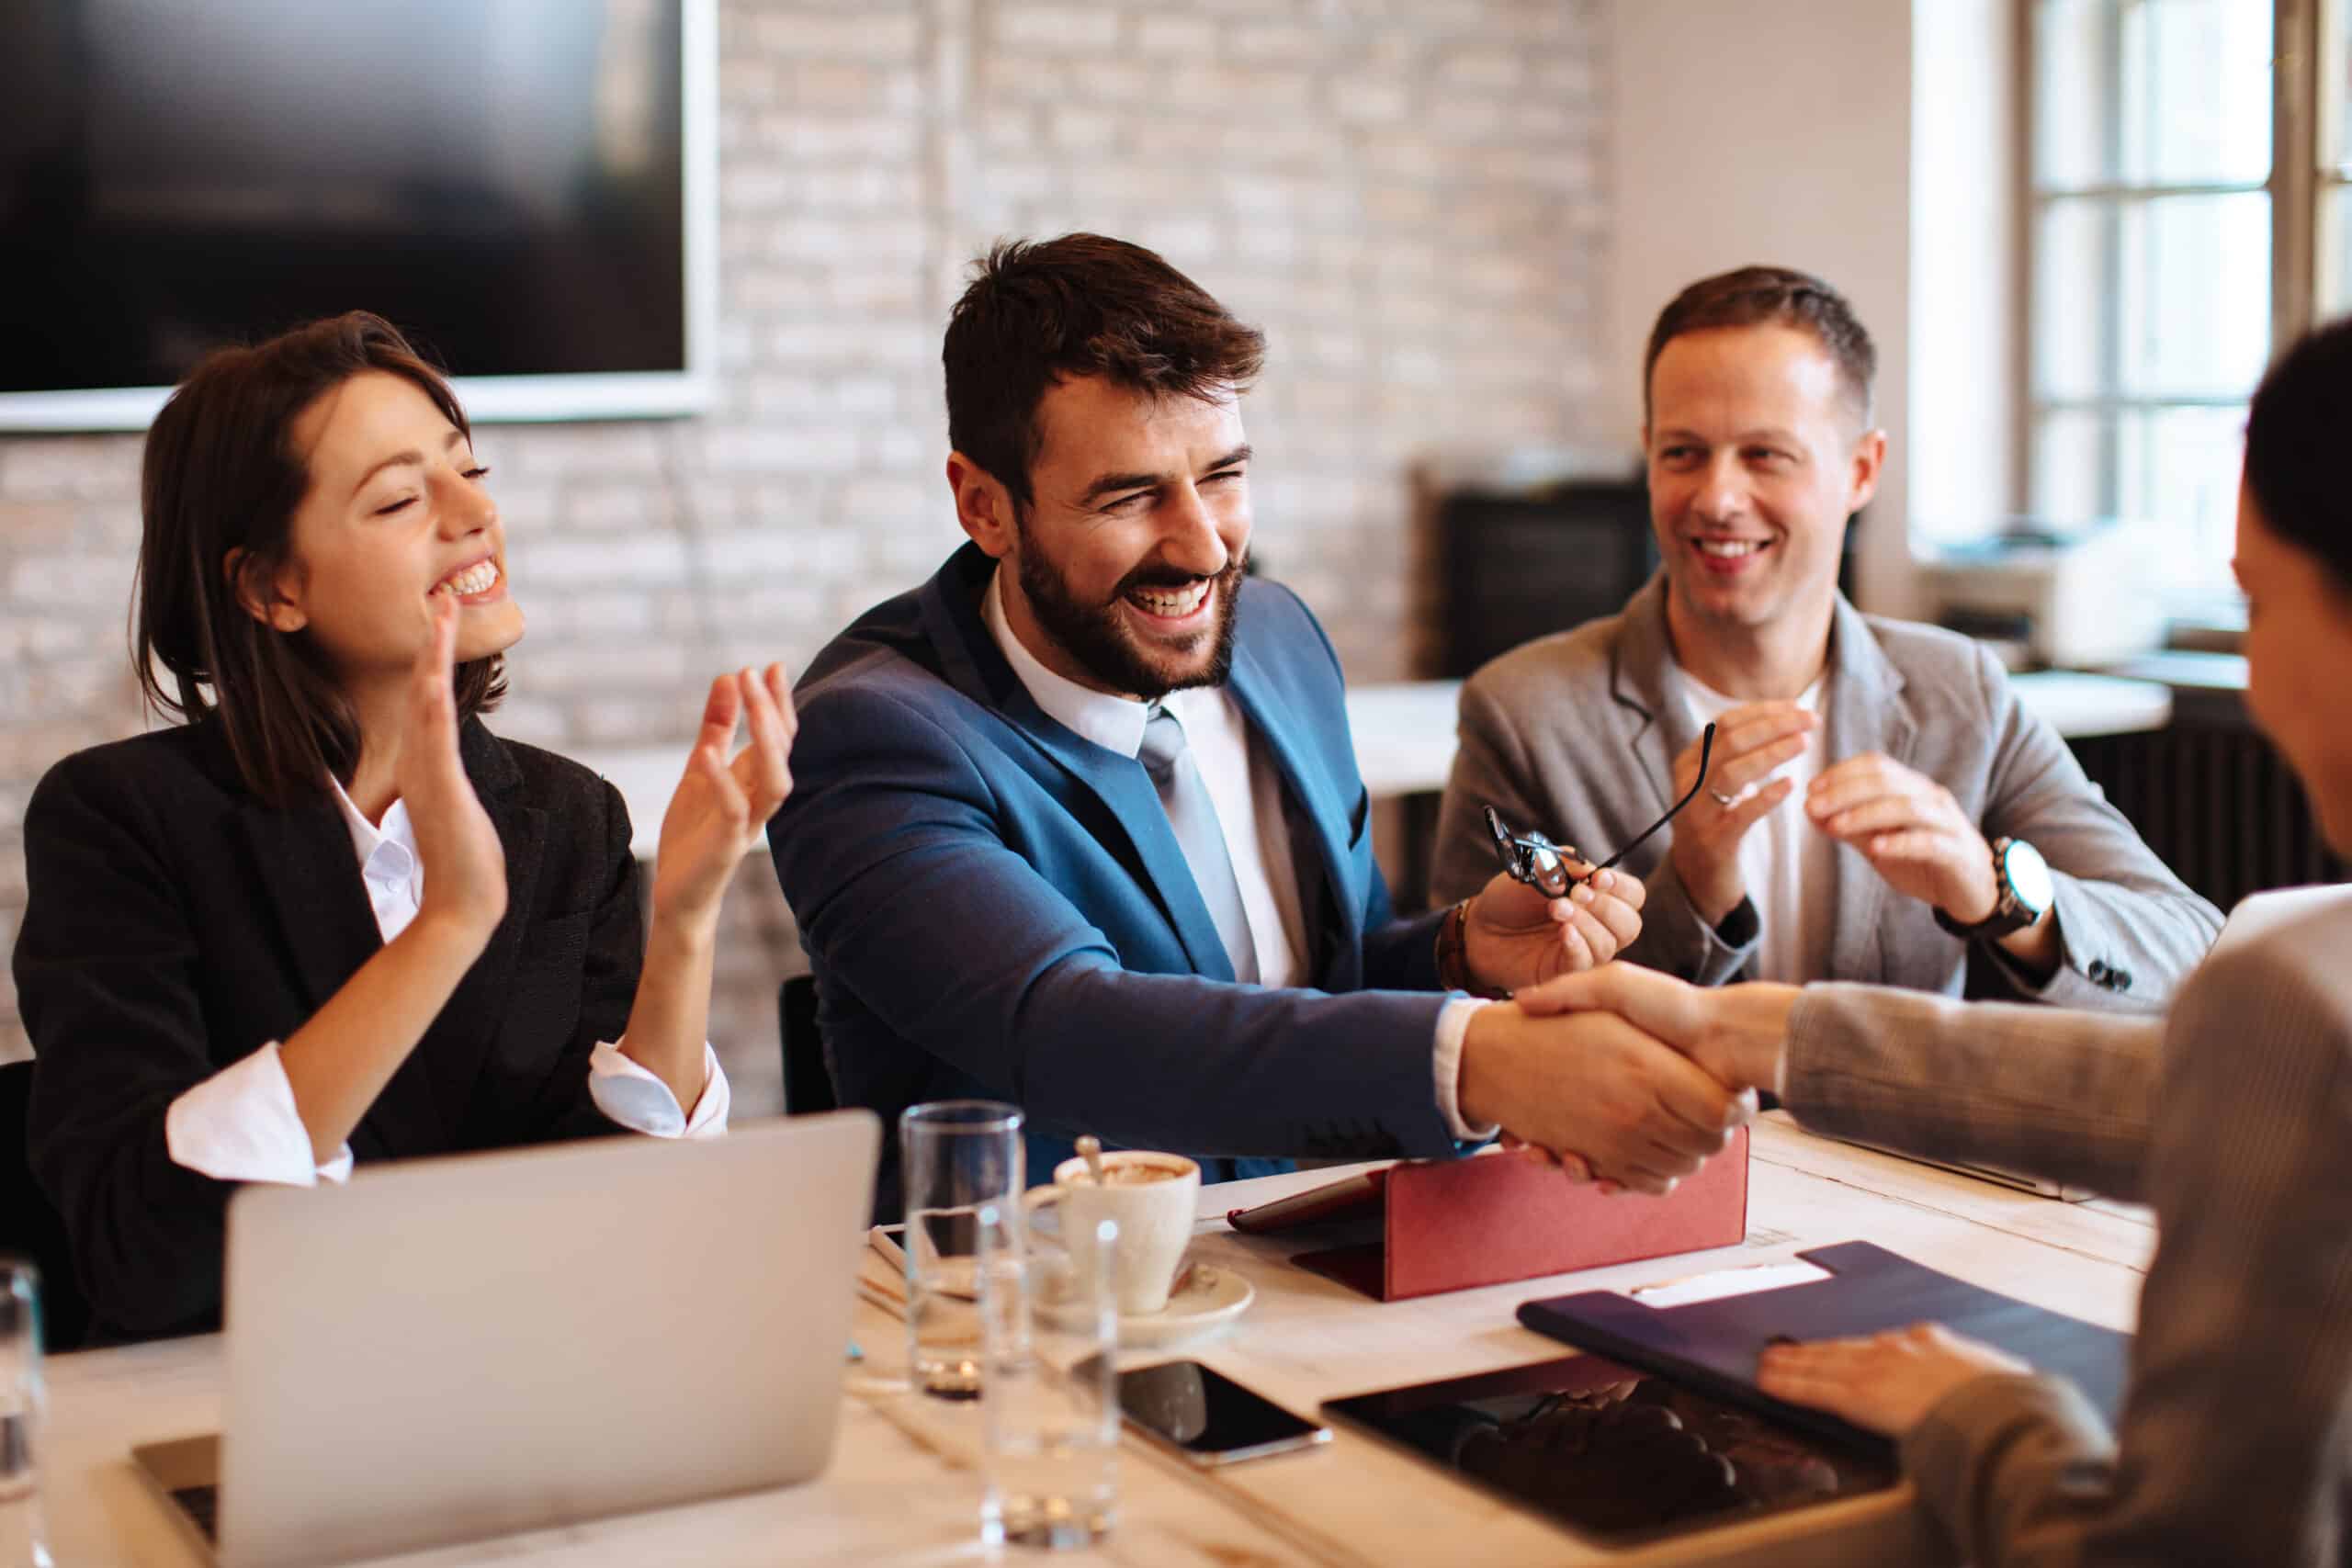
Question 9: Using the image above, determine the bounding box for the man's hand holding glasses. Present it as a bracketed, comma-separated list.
[1456, 723, 1763, 1191]
[1462, 720, 1726, 995]
[1453, 863, 1648, 992]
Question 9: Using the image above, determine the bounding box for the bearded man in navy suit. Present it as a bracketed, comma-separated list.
[770, 234, 1747, 1214]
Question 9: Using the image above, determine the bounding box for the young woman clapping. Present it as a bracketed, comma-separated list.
[14, 313, 793, 1341]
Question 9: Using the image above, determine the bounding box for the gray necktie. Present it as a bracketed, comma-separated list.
[1137, 703, 1261, 984]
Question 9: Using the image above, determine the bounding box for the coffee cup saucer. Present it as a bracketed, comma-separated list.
[1114, 1264, 1253, 1348]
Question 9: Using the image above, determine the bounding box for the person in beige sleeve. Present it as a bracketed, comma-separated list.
[1430, 266, 2220, 1008]
[1521, 317, 2352, 1566]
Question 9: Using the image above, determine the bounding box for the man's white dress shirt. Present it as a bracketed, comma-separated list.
[983, 570, 1494, 1139]
[1673, 668, 1836, 984]
[163, 778, 728, 1186]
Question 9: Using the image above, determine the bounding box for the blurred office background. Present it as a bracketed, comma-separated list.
[1, 0, 2343, 1109]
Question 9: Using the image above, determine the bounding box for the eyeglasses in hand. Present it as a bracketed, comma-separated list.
[1482, 722, 1718, 898]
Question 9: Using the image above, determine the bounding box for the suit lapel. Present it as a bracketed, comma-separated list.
[1821, 597, 1912, 981]
[1227, 639, 1351, 965]
[228, 756, 466, 1145]
[234, 792, 386, 1025]
[917, 546, 1235, 981]
[413, 720, 546, 1137]
[229, 721, 546, 1149]
[1609, 575, 1697, 839]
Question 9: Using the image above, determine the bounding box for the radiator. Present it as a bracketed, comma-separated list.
[2070, 695, 2346, 916]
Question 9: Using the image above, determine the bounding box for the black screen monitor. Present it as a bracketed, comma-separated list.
[0, 0, 715, 430]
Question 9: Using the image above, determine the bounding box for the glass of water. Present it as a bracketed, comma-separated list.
[978, 1204, 1119, 1551]
[1, 1262, 51, 1568]
[899, 1100, 1023, 1400]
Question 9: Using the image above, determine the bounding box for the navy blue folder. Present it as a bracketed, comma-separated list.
[1518, 1241, 2132, 1458]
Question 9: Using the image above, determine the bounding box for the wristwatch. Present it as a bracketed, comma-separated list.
[1934, 837, 2054, 941]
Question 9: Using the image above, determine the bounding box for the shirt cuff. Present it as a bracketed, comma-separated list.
[164, 1041, 354, 1187]
[1432, 995, 1501, 1141]
[588, 1041, 729, 1139]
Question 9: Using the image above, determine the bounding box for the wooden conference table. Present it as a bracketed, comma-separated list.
[47, 1115, 2152, 1566]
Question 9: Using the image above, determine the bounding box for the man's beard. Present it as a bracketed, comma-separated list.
[1014, 519, 1244, 700]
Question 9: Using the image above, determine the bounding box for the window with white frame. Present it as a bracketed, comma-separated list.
[2324, 2, 2352, 313]
[2028, 0, 2344, 615]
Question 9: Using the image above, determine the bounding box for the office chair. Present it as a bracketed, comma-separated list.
[0, 1059, 92, 1350]
[777, 973, 838, 1116]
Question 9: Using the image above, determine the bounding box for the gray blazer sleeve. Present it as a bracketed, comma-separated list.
[1433, 668, 1755, 985]
[1970, 646, 2223, 1010]
[1785, 983, 2159, 1198]
[1790, 928, 2352, 1566]
[1430, 671, 1542, 911]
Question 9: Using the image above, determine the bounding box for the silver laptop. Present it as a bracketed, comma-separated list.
[133, 1111, 878, 1567]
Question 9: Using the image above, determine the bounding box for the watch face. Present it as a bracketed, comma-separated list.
[2000, 839, 2055, 915]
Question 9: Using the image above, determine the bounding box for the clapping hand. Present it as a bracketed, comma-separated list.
[650, 663, 797, 933]
[1667, 702, 1818, 924]
[398, 590, 507, 941]
[1462, 864, 1645, 990]
[1805, 753, 1999, 924]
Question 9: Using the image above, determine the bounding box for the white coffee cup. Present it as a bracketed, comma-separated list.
[1023, 1151, 1200, 1316]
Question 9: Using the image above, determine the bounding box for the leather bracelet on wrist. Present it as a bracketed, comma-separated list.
[1434, 898, 1507, 998]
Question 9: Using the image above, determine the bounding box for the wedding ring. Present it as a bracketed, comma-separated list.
[1707, 789, 1737, 807]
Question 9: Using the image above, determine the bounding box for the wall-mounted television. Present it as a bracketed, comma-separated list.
[0, 0, 716, 432]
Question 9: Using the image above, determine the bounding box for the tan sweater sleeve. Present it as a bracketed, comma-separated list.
[1797, 919, 2352, 1567]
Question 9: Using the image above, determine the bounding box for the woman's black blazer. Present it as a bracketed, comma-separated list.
[13, 716, 642, 1340]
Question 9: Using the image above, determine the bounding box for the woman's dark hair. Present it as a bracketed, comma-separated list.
[1645, 265, 1878, 426]
[942, 233, 1266, 513]
[2245, 314, 2352, 592]
[133, 311, 504, 805]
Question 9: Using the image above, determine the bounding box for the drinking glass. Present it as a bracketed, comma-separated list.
[899, 1100, 1024, 1400]
[978, 1204, 1119, 1551]
[0, 1262, 52, 1568]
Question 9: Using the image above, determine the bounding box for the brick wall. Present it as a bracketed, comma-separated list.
[0, 0, 1609, 1107]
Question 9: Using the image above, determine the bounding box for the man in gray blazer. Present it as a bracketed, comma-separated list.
[1431, 266, 2219, 1007]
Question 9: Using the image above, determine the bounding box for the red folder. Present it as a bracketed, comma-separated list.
[1227, 1130, 1750, 1302]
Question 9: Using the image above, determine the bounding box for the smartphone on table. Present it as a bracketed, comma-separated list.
[1114, 1359, 1330, 1466]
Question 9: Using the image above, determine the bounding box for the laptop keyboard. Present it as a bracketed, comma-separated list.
[171, 1483, 220, 1542]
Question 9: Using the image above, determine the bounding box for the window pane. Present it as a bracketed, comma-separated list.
[2030, 409, 2110, 521]
[2036, 0, 2119, 188]
[2115, 406, 2245, 598]
[2117, 0, 2272, 186]
[2117, 191, 2271, 397]
[2031, 406, 2243, 601]
[2033, 198, 2116, 400]
[2036, 0, 2272, 189]
[2334, 0, 2352, 172]
[2325, 186, 2352, 319]
[2034, 192, 2269, 400]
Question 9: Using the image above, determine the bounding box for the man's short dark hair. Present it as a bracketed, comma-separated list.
[1644, 265, 1878, 426]
[943, 233, 1266, 512]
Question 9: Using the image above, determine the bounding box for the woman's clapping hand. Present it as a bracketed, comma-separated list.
[650, 663, 797, 932]
[399, 591, 508, 941]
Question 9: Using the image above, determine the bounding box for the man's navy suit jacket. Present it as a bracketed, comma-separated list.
[769, 543, 1469, 1214]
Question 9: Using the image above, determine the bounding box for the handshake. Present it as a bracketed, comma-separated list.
[1454, 964, 1805, 1194]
